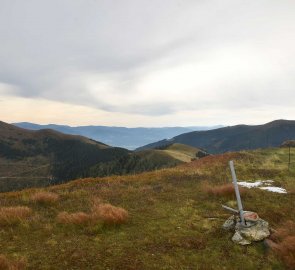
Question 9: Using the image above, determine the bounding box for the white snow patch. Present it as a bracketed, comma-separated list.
[238, 181, 263, 188]
[237, 180, 287, 194]
[259, 187, 287, 194]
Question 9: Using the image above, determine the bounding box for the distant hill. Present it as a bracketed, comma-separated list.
[88, 143, 208, 177]
[89, 149, 182, 178]
[0, 121, 131, 191]
[281, 140, 295, 148]
[0, 121, 188, 192]
[137, 120, 295, 153]
[13, 122, 222, 149]
[155, 143, 208, 162]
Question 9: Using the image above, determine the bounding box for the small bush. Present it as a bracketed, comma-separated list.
[56, 201, 128, 226]
[275, 236, 295, 269]
[56, 212, 91, 225]
[271, 221, 295, 242]
[0, 207, 32, 225]
[202, 183, 238, 197]
[30, 192, 59, 204]
[91, 203, 129, 225]
[0, 254, 27, 270]
[269, 221, 295, 269]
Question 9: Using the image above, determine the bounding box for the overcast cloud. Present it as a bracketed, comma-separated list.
[0, 0, 294, 126]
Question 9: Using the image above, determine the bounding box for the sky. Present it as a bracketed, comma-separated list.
[0, 0, 295, 127]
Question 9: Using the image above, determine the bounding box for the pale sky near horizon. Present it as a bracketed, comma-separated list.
[0, 0, 295, 127]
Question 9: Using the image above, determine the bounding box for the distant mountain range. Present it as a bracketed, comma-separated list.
[13, 122, 223, 149]
[3, 119, 295, 192]
[137, 120, 295, 153]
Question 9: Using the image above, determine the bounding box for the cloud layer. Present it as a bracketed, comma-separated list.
[0, 0, 295, 126]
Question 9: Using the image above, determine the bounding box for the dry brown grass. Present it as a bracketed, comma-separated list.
[91, 203, 129, 225]
[30, 191, 59, 204]
[0, 254, 27, 270]
[269, 221, 295, 269]
[182, 152, 244, 169]
[201, 182, 245, 197]
[0, 207, 32, 225]
[56, 211, 91, 225]
[56, 199, 129, 226]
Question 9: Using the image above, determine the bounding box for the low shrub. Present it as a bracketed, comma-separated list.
[0, 206, 32, 225]
[56, 201, 128, 226]
[56, 211, 91, 225]
[269, 221, 295, 269]
[0, 254, 27, 270]
[91, 203, 129, 225]
[30, 192, 59, 204]
[202, 183, 242, 197]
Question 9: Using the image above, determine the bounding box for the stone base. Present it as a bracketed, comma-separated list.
[223, 212, 270, 245]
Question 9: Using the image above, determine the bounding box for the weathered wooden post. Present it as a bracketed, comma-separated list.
[229, 160, 246, 226]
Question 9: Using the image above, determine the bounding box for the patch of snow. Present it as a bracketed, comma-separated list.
[237, 180, 287, 194]
[259, 187, 287, 194]
[238, 181, 263, 188]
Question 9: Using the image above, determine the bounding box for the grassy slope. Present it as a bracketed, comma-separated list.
[0, 147, 294, 269]
[161, 143, 203, 162]
[134, 149, 182, 165]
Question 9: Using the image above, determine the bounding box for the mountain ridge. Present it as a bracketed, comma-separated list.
[13, 122, 223, 149]
[136, 119, 295, 153]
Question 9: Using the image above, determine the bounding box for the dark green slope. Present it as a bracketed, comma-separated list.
[0, 121, 182, 192]
[0, 121, 130, 191]
[89, 149, 182, 177]
[137, 120, 295, 153]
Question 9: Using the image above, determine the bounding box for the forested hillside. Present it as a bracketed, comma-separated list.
[0, 121, 185, 191]
[138, 120, 295, 153]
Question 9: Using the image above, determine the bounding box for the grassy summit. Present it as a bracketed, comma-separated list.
[160, 143, 207, 162]
[0, 147, 294, 269]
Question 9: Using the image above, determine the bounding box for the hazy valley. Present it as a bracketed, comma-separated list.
[13, 122, 222, 150]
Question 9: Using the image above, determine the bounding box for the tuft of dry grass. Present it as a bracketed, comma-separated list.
[91, 203, 129, 225]
[201, 182, 245, 197]
[30, 191, 59, 204]
[56, 211, 91, 225]
[0, 254, 27, 270]
[268, 221, 295, 269]
[0, 207, 32, 225]
[56, 200, 129, 226]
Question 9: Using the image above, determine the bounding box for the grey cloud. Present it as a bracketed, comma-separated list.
[0, 0, 295, 117]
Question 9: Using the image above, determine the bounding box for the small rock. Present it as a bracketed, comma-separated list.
[232, 231, 251, 245]
[223, 212, 270, 245]
[239, 219, 270, 242]
[222, 215, 236, 230]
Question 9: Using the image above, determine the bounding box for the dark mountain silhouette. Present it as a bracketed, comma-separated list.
[136, 120, 295, 153]
[0, 121, 130, 190]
